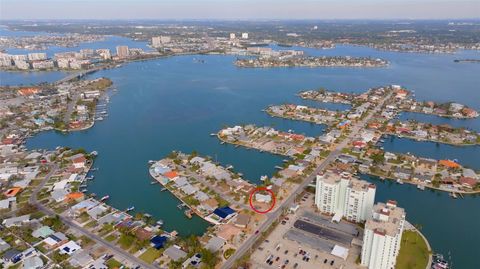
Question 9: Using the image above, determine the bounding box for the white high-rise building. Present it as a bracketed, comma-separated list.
[361, 200, 405, 269]
[116, 46, 129, 58]
[229, 33, 236, 40]
[27, 53, 47, 61]
[315, 171, 375, 223]
[241, 32, 249, 39]
[152, 36, 171, 48]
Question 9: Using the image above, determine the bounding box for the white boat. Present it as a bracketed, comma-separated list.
[396, 179, 404, 184]
[260, 175, 268, 181]
[126, 206, 135, 212]
[417, 185, 425, 190]
[100, 195, 110, 202]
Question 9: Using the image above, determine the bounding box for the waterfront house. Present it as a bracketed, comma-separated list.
[213, 206, 236, 219]
[64, 192, 85, 203]
[97, 212, 130, 225]
[439, 160, 460, 169]
[164, 171, 179, 181]
[164, 245, 187, 262]
[394, 167, 412, 180]
[412, 173, 432, 183]
[86, 204, 108, 220]
[415, 158, 438, 175]
[70, 198, 99, 215]
[459, 177, 477, 189]
[150, 235, 168, 249]
[134, 227, 154, 241]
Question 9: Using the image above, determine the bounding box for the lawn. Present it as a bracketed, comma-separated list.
[396, 230, 430, 269]
[106, 258, 122, 269]
[139, 247, 163, 263]
[105, 234, 116, 242]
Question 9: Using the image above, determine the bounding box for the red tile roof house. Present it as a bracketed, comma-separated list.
[72, 156, 87, 169]
[459, 177, 477, 189]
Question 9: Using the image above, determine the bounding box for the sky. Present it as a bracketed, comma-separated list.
[0, 0, 479, 20]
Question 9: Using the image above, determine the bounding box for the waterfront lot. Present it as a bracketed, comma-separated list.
[251, 195, 363, 269]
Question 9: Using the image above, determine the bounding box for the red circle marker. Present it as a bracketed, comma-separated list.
[249, 186, 276, 214]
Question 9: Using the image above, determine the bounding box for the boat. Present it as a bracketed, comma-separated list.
[417, 185, 425, 190]
[177, 203, 184, 209]
[184, 209, 193, 218]
[90, 151, 98, 156]
[90, 168, 99, 171]
[275, 166, 283, 170]
[210, 133, 217, 136]
[396, 179, 404, 184]
[450, 192, 458, 199]
[85, 176, 94, 180]
[156, 220, 164, 226]
[126, 206, 135, 212]
[80, 189, 88, 193]
[100, 195, 110, 202]
[226, 165, 234, 170]
[150, 181, 159, 185]
[79, 184, 88, 188]
[144, 213, 152, 218]
[148, 160, 155, 164]
[260, 175, 268, 181]
[379, 176, 386, 180]
[160, 187, 167, 192]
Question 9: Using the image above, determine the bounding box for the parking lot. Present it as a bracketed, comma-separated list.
[250, 192, 364, 269]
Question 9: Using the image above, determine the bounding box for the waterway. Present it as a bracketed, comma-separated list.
[1, 28, 480, 267]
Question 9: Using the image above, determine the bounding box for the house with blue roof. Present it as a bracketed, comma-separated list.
[150, 235, 168, 249]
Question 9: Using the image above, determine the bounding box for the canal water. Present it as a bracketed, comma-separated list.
[1, 28, 480, 268]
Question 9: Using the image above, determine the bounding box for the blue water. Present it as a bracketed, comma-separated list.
[1, 27, 480, 267]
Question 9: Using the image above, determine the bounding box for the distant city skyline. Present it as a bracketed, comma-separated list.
[1, 0, 479, 20]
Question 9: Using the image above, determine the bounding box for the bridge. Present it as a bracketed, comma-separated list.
[55, 65, 107, 84]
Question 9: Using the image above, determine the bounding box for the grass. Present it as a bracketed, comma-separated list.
[105, 234, 116, 242]
[396, 230, 430, 269]
[106, 258, 122, 269]
[139, 247, 163, 263]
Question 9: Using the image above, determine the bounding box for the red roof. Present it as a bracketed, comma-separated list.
[459, 177, 477, 188]
[72, 156, 86, 163]
[164, 171, 178, 179]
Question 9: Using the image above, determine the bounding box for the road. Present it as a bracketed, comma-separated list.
[221, 92, 393, 269]
[29, 164, 159, 269]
